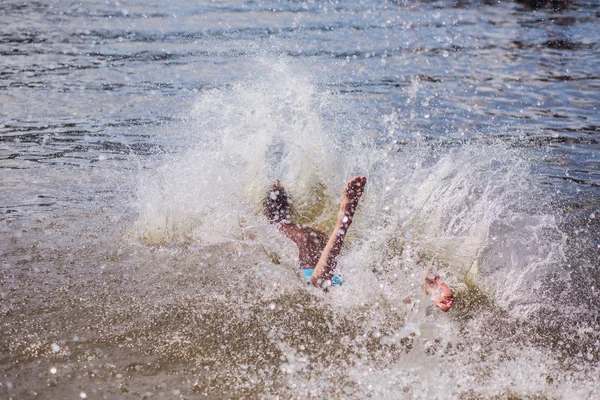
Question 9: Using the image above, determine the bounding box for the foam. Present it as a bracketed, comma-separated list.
[129, 57, 595, 398]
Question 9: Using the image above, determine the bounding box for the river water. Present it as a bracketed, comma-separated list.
[1, 0, 599, 398]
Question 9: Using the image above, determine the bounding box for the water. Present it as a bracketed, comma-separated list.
[1, 0, 599, 398]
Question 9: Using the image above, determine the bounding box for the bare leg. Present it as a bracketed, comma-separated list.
[277, 223, 328, 269]
[310, 176, 366, 288]
[264, 182, 328, 268]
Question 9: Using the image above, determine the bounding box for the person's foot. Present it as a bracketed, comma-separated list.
[423, 270, 454, 312]
[264, 181, 291, 224]
[338, 176, 367, 231]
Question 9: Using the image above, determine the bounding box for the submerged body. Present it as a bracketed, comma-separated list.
[265, 176, 454, 311]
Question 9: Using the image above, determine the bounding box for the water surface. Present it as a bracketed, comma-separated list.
[1, 0, 599, 398]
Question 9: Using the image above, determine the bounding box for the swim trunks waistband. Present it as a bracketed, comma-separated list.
[302, 269, 343, 287]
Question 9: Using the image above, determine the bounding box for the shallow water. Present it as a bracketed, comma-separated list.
[1, 0, 599, 398]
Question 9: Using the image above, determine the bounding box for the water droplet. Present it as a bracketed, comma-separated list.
[80, 392, 87, 399]
[50, 367, 57, 374]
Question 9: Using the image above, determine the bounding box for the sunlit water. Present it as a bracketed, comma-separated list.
[1, 0, 599, 398]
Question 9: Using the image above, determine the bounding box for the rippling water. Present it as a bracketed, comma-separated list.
[1, 0, 599, 398]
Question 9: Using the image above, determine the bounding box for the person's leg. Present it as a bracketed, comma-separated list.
[264, 182, 328, 269]
[278, 223, 328, 269]
[310, 176, 366, 288]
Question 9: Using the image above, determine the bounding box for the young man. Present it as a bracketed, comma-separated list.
[264, 176, 454, 312]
